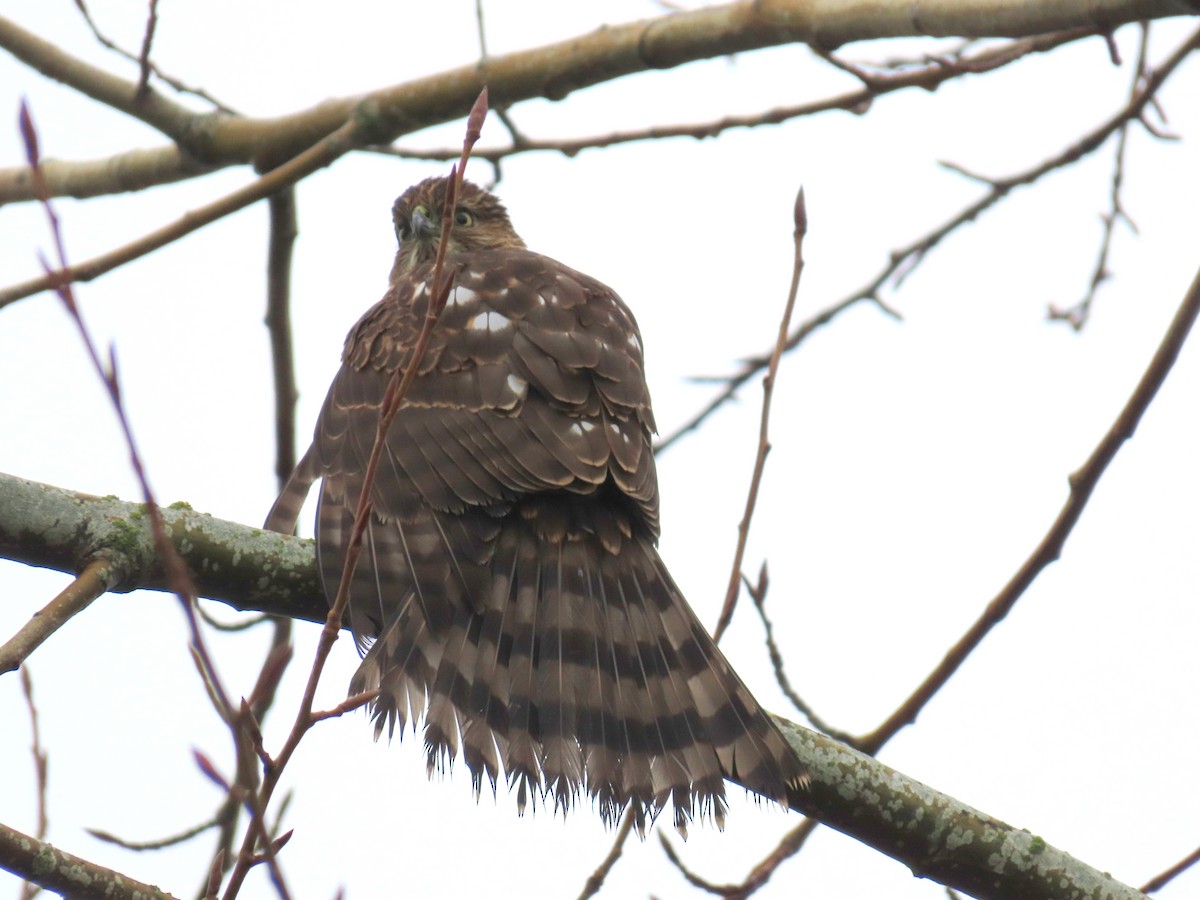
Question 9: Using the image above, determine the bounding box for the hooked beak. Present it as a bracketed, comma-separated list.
[411, 208, 437, 239]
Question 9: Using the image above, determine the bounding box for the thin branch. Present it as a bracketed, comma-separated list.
[17, 667, 48, 900]
[71, 0, 236, 112]
[134, 0, 159, 97]
[266, 187, 300, 489]
[1141, 843, 1200, 893]
[731, 818, 819, 897]
[744, 565, 852, 741]
[218, 87, 491, 900]
[0, 111, 377, 309]
[372, 28, 1094, 165]
[88, 816, 220, 852]
[577, 808, 637, 900]
[0, 557, 111, 674]
[858, 243, 1200, 754]
[712, 187, 807, 642]
[660, 832, 743, 896]
[3, 7, 1173, 203]
[19, 102, 295, 897]
[656, 23, 1200, 453]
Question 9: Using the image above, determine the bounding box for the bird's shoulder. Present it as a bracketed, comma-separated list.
[344, 248, 648, 398]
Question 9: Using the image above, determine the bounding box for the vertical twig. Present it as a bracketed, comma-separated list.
[18, 667, 49, 900]
[218, 87, 491, 900]
[713, 188, 807, 642]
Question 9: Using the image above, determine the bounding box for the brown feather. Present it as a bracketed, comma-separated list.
[267, 177, 808, 834]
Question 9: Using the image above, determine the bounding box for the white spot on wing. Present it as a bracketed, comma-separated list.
[506, 374, 526, 394]
[469, 310, 512, 332]
[449, 286, 477, 307]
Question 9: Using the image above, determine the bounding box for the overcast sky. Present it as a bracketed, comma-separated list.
[2, 4, 1198, 898]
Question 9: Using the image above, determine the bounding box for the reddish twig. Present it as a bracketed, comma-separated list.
[218, 87, 491, 900]
[712, 187, 807, 642]
[19, 99, 293, 895]
[0, 112, 374, 309]
[1140, 843, 1200, 893]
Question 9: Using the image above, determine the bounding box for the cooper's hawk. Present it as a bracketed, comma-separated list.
[267, 176, 806, 833]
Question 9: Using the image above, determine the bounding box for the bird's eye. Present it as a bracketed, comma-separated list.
[455, 209, 474, 227]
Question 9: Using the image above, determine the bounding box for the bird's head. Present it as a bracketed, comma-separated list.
[389, 176, 526, 280]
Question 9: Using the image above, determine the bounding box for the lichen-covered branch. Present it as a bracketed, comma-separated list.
[0, 822, 180, 900]
[0, 472, 326, 626]
[0, 468, 1148, 900]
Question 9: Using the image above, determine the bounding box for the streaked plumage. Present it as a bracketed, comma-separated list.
[267, 176, 806, 833]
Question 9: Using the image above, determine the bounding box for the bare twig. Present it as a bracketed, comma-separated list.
[1141, 843, 1200, 893]
[659, 831, 743, 896]
[134, 0, 159, 96]
[71, 0, 236, 112]
[858, 248, 1200, 754]
[17, 667, 48, 900]
[743, 565, 852, 741]
[266, 188, 300, 489]
[577, 808, 637, 900]
[1048, 24, 1151, 330]
[0, 110, 381, 309]
[373, 29, 1093, 166]
[218, 87, 491, 900]
[712, 187, 807, 642]
[88, 817, 220, 851]
[196, 606, 272, 632]
[656, 23, 1200, 454]
[0, 557, 111, 674]
[18, 100, 290, 896]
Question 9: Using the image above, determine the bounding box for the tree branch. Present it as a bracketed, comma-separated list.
[0, 467, 1153, 900]
[0, 822, 180, 900]
[1, 0, 1193, 201]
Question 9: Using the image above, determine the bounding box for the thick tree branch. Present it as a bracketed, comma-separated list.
[2, 0, 1194, 202]
[0, 822, 179, 900]
[0, 468, 1152, 900]
[0, 473, 326, 625]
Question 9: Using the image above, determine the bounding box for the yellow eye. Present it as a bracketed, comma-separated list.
[455, 209, 474, 227]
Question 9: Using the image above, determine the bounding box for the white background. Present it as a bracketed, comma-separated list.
[1, 3, 1198, 898]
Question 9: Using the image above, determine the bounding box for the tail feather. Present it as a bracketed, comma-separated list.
[349, 508, 807, 832]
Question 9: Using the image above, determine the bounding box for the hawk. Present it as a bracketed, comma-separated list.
[267, 176, 806, 833]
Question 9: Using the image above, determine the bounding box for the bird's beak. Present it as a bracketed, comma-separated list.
[411, 208, 437, 239]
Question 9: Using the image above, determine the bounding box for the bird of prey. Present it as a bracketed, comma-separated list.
[267, 176, 806, 834]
